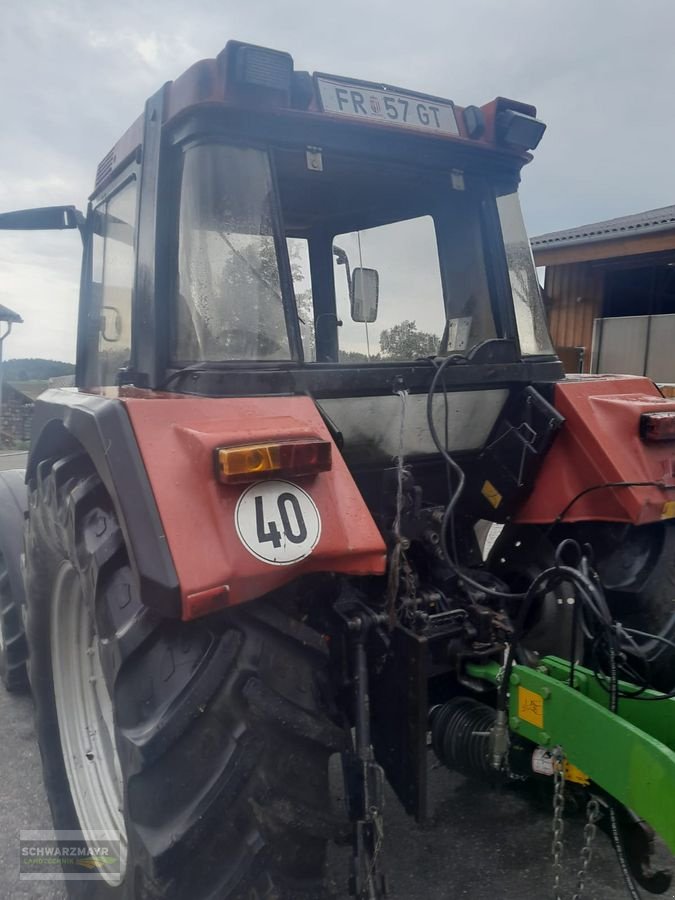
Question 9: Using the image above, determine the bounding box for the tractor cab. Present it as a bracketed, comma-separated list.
[0, 41, 561, 493]
[71, 41, 561, 504]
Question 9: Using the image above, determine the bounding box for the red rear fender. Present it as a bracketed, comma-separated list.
[122, 395, 386, 619]
[515, 376, 675, 525]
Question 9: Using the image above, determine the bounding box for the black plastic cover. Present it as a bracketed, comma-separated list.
[27, 390, 181, 617]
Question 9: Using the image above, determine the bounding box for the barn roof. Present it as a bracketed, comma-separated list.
[531, 204, 675, 250]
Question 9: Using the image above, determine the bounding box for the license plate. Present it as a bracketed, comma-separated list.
[316, 76, 459, 136]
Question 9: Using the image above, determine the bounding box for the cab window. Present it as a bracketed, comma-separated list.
[91, 178, 137, 385]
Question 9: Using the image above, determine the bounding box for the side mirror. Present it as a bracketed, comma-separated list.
[0, 205, 84, 233]
[351, 267, 379, 323]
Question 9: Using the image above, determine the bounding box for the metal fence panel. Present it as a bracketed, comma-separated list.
[645, 314, 675, 383]
[593, 313, 675, 381]
[594, 316, 649, 376]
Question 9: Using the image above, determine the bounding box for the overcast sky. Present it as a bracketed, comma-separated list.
[2, 0, 674, 363]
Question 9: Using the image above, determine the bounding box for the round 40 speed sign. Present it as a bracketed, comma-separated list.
[234, 479, 322, 566]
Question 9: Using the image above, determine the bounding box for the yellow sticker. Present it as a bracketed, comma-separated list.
[564, 761, 590, 786]
[481, 480, 503, 509]
[518, 686, 545, 728]
[661, 501, 675, 520]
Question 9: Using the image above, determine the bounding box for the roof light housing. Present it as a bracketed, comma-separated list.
[497, 108, 546, 150]
[231, 42, 294, 95]
[640, 411, 675, 442]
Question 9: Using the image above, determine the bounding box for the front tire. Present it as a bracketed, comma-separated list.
[25, 453, 347, 898]
[0, 542, 28, 691]
[0, 469, 29, 692]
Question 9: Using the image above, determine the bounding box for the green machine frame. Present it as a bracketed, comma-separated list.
[467, 656, 675, 852]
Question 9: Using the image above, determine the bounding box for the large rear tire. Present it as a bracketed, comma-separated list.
[601, 522, 675, 690]
[25, 453, 347, 898]
[490, 521, 675, 689]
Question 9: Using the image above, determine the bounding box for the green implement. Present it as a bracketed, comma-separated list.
[466, 656, 675, 852]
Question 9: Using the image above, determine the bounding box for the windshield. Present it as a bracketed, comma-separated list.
[174, 142, 551, 365]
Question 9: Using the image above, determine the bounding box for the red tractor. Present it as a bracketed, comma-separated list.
[0, 40, 673, 899]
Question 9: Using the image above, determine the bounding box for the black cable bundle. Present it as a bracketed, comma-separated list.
[425, 361, 673, 899]
[425, 357, 675, 699]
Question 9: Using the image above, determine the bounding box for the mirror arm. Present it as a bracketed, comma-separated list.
[344, 258, 352, 301]
[0, 205, 86, 242]
[73, 209, 87, 246]
[332, 244, 352, 301]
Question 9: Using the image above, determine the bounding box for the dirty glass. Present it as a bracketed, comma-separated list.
[496, 191, 553, 355]
[175, 144, 290, 362]
[92, 177, 136, 386]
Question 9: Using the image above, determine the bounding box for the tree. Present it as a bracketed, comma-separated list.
[338, 349, 381, 363]
[189, 234, 316, 360]
[288, 243, 316, 361]
[379, 320, 440, 360]
[215, 235, 288, 358]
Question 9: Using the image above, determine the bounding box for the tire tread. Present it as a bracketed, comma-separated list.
[25, 453, 343, 899]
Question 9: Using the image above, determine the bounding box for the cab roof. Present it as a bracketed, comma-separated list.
[93, 40, 544, 195]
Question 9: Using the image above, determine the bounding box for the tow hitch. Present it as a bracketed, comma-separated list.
[336, 598, 389, 899]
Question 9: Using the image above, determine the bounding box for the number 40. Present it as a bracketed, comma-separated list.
[255, 492, 308, 548]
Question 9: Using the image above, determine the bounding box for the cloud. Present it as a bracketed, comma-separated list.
[2, 0, 674, 363]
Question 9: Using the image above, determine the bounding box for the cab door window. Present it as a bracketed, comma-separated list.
[91, 178, 137, 385]
[333, 216, 446, 362]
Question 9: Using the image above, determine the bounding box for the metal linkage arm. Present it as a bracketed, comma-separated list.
[467, 656, 675, 852]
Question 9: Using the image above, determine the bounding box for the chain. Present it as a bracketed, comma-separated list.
[551, 748, 601, 900]
[572, 799, 601, 900]
[552, 749, 566, 900]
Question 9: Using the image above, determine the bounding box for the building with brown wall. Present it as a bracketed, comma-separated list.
[531, 205, 675, 376]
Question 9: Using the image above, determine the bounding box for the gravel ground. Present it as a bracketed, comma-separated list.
[1, 684, 672, 899]
[327, 762, 675, 900]
[0, 690, 67, 900]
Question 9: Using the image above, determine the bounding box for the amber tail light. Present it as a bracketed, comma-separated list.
[640, 411, 675, 442]
[216, 439, 332, 483]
